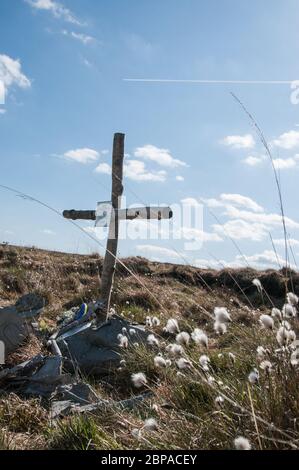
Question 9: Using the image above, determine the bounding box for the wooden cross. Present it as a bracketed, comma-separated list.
[63, 133, 173, 319]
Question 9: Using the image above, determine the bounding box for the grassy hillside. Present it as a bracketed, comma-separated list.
[0, 243, 298, 450]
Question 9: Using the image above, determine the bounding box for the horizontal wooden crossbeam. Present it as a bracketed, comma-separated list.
[63, 210, 96, 221]
[63, 207, 173, 222]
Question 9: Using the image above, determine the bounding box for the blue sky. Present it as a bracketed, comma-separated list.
[1, 0, 299, 269]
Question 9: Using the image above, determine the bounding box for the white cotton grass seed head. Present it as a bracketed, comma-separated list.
[234, 436, 251, 450]
[290, 350, 299, 367]
[256, 346, 267, 360]
[176, 332, 190, 345]
[214, 307, 231, 323]
[131, 372, 147, 388]
[259, 314, 274, 330]
[248, 368, 259, 384]
[214, 321, 227, 335]
[252, 278, 262, 293]
[176, 357, 192, 370]
[166, 343, 185, 357]
[122, 327, 127, 335]
[287, 292, 299, 306]
[143, 418, 158, 432]
[147, 334, 159, 347]
[129, 328, 136, 336]
[164, 318, 179, 334]
[191, 328, 208, 347]
[282, 303, 296, 319]
[271, 308, 282, 320]
[215, 395, 224, 406]
[260, 360, 272, 372]
[228, 352, 236, 363]
[287, 330, 296, 344]
[152, 316, 161, 327]
[146, 316, 152, 327]
[282, 320, 291, 330]
[276, 326, 295, 346]
[199, 355, 210, 371]
[119, 335, 128, 349]
[154, 356, 167, 368]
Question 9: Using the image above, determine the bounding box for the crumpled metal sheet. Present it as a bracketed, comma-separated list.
[23, 356, 73, 398]
[54, 315, 148, 376]
[0, 305, 152, 417]
[0, 354, 45, 382]
[0, 293, 45, 353]
[50, 392, 152, 419]
[50, 382, 107, 418]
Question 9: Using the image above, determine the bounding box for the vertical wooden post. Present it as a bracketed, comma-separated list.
[98, 133, 125, 319]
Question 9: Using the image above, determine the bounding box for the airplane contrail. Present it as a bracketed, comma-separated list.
[123, 79, 295, 84]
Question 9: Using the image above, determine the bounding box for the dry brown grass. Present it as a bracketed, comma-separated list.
[0, 244, 299, 450]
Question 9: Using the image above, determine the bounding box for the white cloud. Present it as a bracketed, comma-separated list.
[273, 238, 299, 247]
[213, 220, 268, 241]
[224, 205, 299, 230]
[82, 58, 93, 68]
[220, 134, 255, 149]
[177, 227, 222, 242]
[136, 244, 181, 262]
[0, 109, 6, 115]
[95, 159, 167, 182]
[194, 250, 295, 271]
[176, 175, 184, 181]
[202, 193, 263, 213]
[62, 30, 95, 44]
[201, 191, 299, 243]
[0, 229, 15, 235]
[243, 155, 265, 166]
[0, 54, 31, 96]
[25, 0, 83, 25]
[124, 160, 167, 182]
[200, 197, 223, 209]
[193, 258, 226, 269]
[220, 193, 263, 213]
[181, 197, 201, 207]
[134, 145, 187, 168]
[42, 229, 56, 235]
[238, 250, 288, 269]
[273, 157, 299, 170]
[272, 130, 299, 149]
[64, 148, 99, 164]
[94, 162, 111, 175]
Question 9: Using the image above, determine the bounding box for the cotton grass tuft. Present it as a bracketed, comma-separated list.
[234, 436, 251, 450]
[147, 334, 159, 347]
[131, 372, 147, 388]
[191, 328, 208, 347]
[214, 307, 231, 323]
[164, 318, 179, 334]
[259, 314, 274, 330]
[176, 331, 190, 345]
[143, 418, 158, 432]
